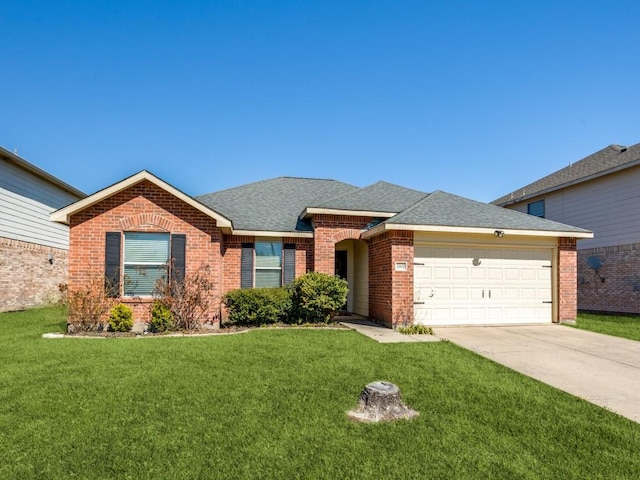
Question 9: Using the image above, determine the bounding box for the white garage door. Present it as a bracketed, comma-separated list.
[414, 245, 553, 326]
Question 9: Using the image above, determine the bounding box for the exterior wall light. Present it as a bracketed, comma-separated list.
[494, 230, 505, 238]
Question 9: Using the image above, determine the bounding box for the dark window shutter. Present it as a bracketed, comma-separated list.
[171, 234, 186, 284]
[104, 232, 121, 297]
[283, 243, 296, 285]
[241, 243, 254, 288]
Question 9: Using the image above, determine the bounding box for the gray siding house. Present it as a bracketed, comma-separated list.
[0, 147, 85, 312]
[493, 143, 640, 315]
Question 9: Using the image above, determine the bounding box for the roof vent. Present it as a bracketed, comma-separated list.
[611, 144, 627, 153]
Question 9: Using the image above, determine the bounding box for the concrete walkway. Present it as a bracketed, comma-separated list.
[434, 325, 640, 424]
[339, 318, 440, 343]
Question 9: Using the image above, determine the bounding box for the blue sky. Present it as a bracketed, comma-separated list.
[2, 0, 639, 202]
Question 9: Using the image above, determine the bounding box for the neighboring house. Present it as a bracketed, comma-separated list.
[493, 143, 640, 315]
[0, 147, 85, 312]
[51, 171, 591, 328]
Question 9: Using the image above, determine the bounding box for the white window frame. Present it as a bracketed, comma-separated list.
[123, 232, 170, 297]
[254, 240, 283, 288]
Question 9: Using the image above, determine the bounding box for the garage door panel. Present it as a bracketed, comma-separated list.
[487, 268, 503, 280]
[414, 245, 553, 326]
[452, 267, 468, 280]
[539, 269, 552, 281]
[470, 269, 486, 280]
[433, 287, 450, 300]
[452, 288, 469, 300]
[504, 268, 519, 280]
[434, 267, 450, 279]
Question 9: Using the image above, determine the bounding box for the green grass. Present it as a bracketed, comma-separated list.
[1, 307, 640, 479]
[575, 312, 640, 341]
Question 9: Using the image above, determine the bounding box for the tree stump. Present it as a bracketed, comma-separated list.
[347, 381, 419, 422]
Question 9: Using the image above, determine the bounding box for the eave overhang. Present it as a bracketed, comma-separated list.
[50, 170, 233, 232]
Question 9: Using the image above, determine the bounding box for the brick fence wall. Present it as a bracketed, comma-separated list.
[0, 237, 68, 312]
[577, 242, 640, 315]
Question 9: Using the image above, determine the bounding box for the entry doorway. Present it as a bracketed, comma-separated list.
[335, 250, 348, 311]
[334, 239, 369, 317]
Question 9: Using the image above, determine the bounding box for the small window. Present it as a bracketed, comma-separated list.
[527, 200, 545, 218]
[123, 232, 170, 296]
[255, 241, 282, 288]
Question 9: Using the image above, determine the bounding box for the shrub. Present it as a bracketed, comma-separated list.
[223, 287, 291, 326]
[152, 263, 216, 331]
[290, 272, 348, 323]
[108, 304, 134, 332]
[63, 276, 118, 332]
[397, 324, 433, 335]
[149, 301, 173, 333]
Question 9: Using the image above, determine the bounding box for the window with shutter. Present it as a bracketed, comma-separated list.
[283, 243, 295, 285]
[105, 232, 121, 297]
[255, 241, 282, 288]
[123, 232, 170, 296]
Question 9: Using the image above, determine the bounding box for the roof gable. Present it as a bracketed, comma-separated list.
[51, 170, 232, 228]
[493, 143, 640, 206]
[309, 181, 428, 214]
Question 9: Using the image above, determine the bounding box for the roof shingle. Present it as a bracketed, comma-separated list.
[492, 143, 640, 206]
[313, 181, 427, 213]
[389, 190, 590, 233]
[196, 177, 358, 232]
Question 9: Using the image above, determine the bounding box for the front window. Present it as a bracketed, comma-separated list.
[255, 241, 282, 288]
[124, 232, 170, 296]
[527, 200, 545, 218]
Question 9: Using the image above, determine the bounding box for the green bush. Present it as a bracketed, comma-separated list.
[290, 272, 348, 323]
[397, 324, 433, 335]
[108, 303, 133, 332]
[223, 288, 291, 326]
[149, 301, 174, 333]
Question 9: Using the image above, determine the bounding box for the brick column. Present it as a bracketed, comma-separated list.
[558, 237, 577, 322]
[369, 230, 413, 327]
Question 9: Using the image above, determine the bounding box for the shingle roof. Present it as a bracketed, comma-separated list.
[388, 190, 590, 233]
[196, 177, 358, 232]
[492, 143, 640, 206]
[196, 175, 589, 236]
[313, 181, 427, 213]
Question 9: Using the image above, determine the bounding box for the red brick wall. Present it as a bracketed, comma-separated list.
[312, 214, 372, 274]
[558, 237, 577, 321]
[0, 237, 69, 312]
[284, 237, 315, 277]
[221, 236, 314, 292]
[368, 230, 414, 327]
[577, 242, 640, 315]
[68, 180, 223, 324]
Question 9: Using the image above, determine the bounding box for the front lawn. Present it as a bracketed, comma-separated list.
[575, 312, 640, 341]
[1, 307, 639, 479]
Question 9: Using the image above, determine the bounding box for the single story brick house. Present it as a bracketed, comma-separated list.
[51, 171, 592, 328]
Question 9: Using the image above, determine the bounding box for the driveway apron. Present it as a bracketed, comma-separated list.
[434, 325, 640, 424]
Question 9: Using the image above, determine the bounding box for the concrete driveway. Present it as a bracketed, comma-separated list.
[433, 324, 640, 424]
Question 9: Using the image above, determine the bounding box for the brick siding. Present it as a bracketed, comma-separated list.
[577, 242, 640, 315]
[68, 180, 223, 324]
[558, 237, 577, 321]
[368, 230, 414, 327]
[312, 214, 372, 274]
[0, 237, 68, 312]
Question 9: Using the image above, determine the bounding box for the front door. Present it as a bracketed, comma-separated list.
[335, 250, 348, 311]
